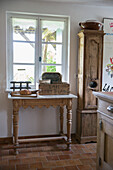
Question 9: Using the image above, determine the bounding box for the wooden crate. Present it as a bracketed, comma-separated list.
[39, 83, 70, 95]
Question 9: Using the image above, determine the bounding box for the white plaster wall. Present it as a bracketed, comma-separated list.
[0, 0, 113, 137]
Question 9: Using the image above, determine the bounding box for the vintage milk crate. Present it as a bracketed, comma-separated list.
[39, 83, 70, 95]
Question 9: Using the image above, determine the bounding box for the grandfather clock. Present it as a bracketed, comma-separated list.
[76, 29, 104, 143]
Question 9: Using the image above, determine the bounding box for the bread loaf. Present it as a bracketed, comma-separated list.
[20, 90, 31, 95]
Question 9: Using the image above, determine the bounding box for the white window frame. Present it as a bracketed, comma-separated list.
[6, 12, 70, 90]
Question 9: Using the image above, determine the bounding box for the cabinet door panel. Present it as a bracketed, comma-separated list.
[98, 113, 113, 170]
[104, 134, 113, 168]
[84, 35, 102, 109]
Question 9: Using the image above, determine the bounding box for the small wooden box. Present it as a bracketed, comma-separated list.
[39, 83, 70, 95]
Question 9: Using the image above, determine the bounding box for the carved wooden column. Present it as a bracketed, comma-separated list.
[13, 100, 19, 154]
[60, 106, 64, 135]
[66, 99, 72, 150]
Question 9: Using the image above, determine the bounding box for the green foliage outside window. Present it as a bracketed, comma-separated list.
[27, 76, 34, 84]
[46, 58, 56, 72]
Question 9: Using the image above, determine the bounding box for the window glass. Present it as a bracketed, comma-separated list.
[13, 18, 36, 41]
[13, 42, 35, 63]
[42, 20, 64, 43]
[42, 44, 62, 64]
[13, 65, 34, 84]
[42, 65, 61, 74]
[12, 18, 36, 86]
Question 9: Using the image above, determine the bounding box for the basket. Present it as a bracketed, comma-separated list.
[42, 72, 62, 84]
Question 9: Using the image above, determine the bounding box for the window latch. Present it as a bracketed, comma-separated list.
[99, 120, 102, 131]
[39, 56, 42, 62]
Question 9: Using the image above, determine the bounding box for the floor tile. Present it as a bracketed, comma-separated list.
[46, 155, 59, 161]
[58, 155, 71, 160]
[0, 138, 96, 170]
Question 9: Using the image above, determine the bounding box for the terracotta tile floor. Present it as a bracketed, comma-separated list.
[0, 138, 96, 170]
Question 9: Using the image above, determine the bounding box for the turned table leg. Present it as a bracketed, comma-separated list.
[60, 106, 64, 135]
[66, 99, 72, 150]
[13, 101, 19, 154]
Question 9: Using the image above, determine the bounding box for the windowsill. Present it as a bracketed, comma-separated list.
[5, 89, 11, 93]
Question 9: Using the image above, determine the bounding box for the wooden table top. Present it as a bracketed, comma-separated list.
[8, 93, 77, 100]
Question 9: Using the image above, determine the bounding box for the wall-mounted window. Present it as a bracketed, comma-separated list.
[6, 13, 69, 89]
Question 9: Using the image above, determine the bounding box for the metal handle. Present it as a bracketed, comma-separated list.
[107, 105, 113, 113]
[99, 157, 101, 166]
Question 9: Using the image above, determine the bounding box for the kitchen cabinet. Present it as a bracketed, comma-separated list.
[93, 92, 113, 170]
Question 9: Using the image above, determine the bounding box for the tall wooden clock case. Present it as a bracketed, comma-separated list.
[76, 29, 104, 143]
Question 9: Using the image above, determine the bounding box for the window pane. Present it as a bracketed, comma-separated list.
[13, 65, 34, 85]
[13, 42, 35, 63]
[41, 20, 64, 43]
[42, 44, 62, 64]
[42, 65, 61, 74]
[13, 18, 36, 41]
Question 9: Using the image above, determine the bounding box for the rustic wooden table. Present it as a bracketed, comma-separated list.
[8, 93, 77, 154]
